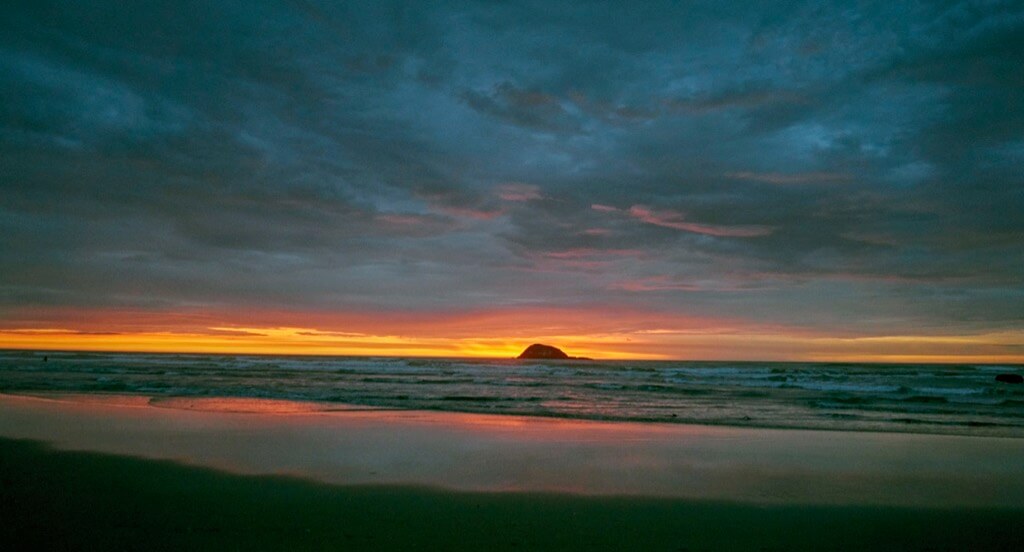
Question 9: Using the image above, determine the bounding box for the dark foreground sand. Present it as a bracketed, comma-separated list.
[1, 393, 1023, 550]
[2, 438, 1022, 551]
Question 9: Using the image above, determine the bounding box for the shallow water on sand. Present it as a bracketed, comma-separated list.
[1, 350, 1022, 437]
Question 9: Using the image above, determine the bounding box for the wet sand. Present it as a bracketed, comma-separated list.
[1, 393, 1023, 550]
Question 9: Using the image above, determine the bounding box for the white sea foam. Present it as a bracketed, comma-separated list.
[1, 350, 1022, 437]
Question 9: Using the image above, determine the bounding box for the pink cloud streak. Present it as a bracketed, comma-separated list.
[497, 183, 542, 202]
[627, 205, 772, 237]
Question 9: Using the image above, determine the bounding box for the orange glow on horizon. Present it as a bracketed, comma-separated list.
[1, 318, 1022, 364]
[0, 326, 664, 359]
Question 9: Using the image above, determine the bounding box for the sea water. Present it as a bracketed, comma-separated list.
[1, 350, 1022, 437]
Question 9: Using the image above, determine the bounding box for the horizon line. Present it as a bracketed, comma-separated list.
[3, 346, 1021, 367]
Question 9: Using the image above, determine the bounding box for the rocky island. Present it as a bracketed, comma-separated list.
[516, 343, 589, 360]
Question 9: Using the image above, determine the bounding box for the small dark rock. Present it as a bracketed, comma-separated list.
[995, 373, 1023, 384]
[517, 344, 570, 359]
[516, 343, 590, 360]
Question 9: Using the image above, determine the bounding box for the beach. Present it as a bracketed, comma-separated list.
[1, 392, 1022, 550]
[6, 1, 1024, 550]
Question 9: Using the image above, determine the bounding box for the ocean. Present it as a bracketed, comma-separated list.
[2, 350, 1022, 437]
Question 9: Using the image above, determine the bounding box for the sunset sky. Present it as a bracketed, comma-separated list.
[2, 1, 1022, 362]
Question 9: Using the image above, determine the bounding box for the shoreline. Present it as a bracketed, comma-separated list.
[7, 386, 1023, 439]
[4, 349, 1023, 440]
[2, 391, 1024, 508]
[4, 391, 1024, 550]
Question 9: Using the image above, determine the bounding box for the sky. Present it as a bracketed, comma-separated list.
[1, 1, 1023, 361]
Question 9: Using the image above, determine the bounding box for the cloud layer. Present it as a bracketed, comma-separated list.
[2, 1, 1023, 356]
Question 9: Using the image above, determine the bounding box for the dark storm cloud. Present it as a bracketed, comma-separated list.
[2, 0, 1023, 334]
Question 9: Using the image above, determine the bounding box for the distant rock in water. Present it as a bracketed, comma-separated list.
[995, 373, 1023, 384]
[517, 344, 589, 360]
[518, 344, 569, 359]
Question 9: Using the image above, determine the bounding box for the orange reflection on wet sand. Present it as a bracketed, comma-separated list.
[3, 392, 1024, 507]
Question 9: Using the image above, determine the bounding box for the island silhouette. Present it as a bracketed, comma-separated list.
[516, 344, 590, 360]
